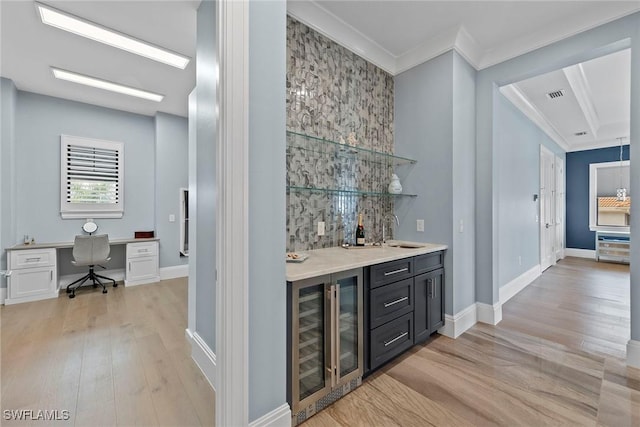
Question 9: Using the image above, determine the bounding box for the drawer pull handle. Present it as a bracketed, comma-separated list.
[139, 249, 149, 252]
[26, 257, 41, 262]
[384, 267, 408, 276]
[384, 332, 408, 347]
[384, 296, 408, 308]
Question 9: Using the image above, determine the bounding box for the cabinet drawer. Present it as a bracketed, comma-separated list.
[414, 251, 443, 275]
[9, 249, 56, 269]
[370, 258, 413, 289]
[127, 241, 158, 258]
[370, 313, 413, 370]
[370, 278, 413, 329]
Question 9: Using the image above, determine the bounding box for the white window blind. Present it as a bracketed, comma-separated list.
[60, 135, 124, 218]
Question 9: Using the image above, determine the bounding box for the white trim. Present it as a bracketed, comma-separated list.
[562, 64, 600, 139]
[186, 329, 217, 391]
[249, 404, 292, 427]
[437, 303, 477, 339]
[564, 248, 597, 259]
[589, 160, 630, 232]
[58, 268, 125, 289]
[216, 1, 249, 426]
[159, 264, 188, 280]
[476, 302, 502, 325]
[124, 276, 160, 287]
[0, 287, 6, 305]
[627, 339, 640, 369]
[500, 84, 570, 151]
[499, 265, 541, 305]
[286, 1, 395, 74]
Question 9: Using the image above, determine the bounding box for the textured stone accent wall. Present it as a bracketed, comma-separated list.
[286, 17, 395, 251]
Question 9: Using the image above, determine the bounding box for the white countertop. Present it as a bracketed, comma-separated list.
[286, 241, 447, 282]
[8, 237, 159, 251]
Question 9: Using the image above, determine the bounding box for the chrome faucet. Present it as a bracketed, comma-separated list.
[382, 214, 400, 244]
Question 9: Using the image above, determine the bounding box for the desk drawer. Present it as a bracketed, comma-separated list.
[127, 241, 158, 258]
[370, 278, 413, 329]
[9, 249, 56, 269]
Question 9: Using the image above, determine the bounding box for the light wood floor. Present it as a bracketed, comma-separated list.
[303, 257, 640, 426]
[1, 278, 214, 426]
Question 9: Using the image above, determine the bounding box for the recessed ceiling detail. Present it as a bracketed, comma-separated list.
[546, 90, 565, 100]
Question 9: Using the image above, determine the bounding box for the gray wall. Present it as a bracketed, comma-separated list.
[194, 0, 216, 352]
[155, 112, 189, 269]
[1, 78, 17, 289]
[451, 52, 477, 313]
[395, 51, 455, 315]
[14, 91, 155, 243]
[249, 2, 287, 421]
[495, 92, 565, 288]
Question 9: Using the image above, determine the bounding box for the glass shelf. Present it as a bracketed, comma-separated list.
[287, 186, 417, 198]
[286, 130, 417, 167]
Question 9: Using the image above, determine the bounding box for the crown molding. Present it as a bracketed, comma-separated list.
[286, 0, 396, 74]
[288, 1, 640, 75]
[500, 84, 570, 152]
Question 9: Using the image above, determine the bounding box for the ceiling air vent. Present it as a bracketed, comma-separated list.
[546, 89, 565, 100]
[575, 131, 588, 136]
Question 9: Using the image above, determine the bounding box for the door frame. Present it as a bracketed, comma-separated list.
[540, 145, 556, 271]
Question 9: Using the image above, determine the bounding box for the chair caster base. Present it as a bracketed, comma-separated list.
[102, 289, 108, 294]
[113, 283, 118, 287]
[69, 293, 75, 299]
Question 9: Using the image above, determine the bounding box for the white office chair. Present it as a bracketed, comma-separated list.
[66, 234, 117, 298]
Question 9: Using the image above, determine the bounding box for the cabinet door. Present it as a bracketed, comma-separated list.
[9, 267, 55, 299]
[334, 268, 363, 385]
[128, 257, 158, 281]
[291, 278, 331, 413]
[428, 269, 445, 333]
[413, 272, 430, 344]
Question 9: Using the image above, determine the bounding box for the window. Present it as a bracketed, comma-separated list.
[589, 160, 630, 231]
[60, 135, 124, 219]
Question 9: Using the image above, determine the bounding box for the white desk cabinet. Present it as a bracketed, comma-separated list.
[126, 241, 160, 286]
[6, 248, 58, 305]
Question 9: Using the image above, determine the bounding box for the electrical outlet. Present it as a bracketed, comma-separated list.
[169, 214, 176, 222]
[317, 221, 325, 236]
[459, 219, 464, 233]
[518, 255, 522, 266]
[417, 219, 424, 232]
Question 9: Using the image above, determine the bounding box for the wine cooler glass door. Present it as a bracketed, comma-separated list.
[335, 269, 363, 382]
[295, 283, 330, 405]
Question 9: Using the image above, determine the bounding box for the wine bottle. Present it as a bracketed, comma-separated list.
[356, 214, 365, 246]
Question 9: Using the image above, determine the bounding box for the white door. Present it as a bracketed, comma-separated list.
[555, 156, 565, 260]
[540, 146, 556, 271]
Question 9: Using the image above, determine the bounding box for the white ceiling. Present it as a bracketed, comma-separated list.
[1, 1, 198, 117]
[501, 49, 630, 152]
[1, 0, 637, 129]
[289, 0, 640, 73]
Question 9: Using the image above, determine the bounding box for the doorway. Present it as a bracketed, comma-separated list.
[540, 145, 556, 271]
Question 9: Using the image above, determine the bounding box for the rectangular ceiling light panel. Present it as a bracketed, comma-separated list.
[52, 68, 164, 102]
[37, 3, 190, 69]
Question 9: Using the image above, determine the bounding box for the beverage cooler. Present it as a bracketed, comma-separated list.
[287, 268, 363, 424]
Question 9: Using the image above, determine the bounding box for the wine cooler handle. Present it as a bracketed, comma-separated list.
[335, 282, 341, 384]
[329, 284, 337, 388]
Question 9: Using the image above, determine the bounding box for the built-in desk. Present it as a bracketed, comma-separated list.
[6, 238, 160, 305]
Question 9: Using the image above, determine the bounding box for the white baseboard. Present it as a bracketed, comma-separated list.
[249, 404, 292, 427]
[438, 303, 477, 338]
[564, 248, 596, 259]
[627, 339, 640, 369]
[186, 328, 217, 391]
[58, 268, 125, 289]
[5, 289, 59, 305]
[0, 287, 6, 305]
[477, 301, 502, 325]
[160, 264, 189, 280]
[499, 264, 541, 305]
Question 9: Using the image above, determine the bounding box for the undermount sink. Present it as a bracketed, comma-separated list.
[386, 241, 427, 249]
